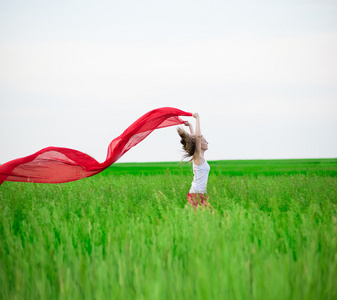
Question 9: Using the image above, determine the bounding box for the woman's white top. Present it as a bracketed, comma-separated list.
[189, 160, 210, 194]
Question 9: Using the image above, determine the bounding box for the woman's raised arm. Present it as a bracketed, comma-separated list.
[184, 121, 194, 135]
[193, 113, 202, 157]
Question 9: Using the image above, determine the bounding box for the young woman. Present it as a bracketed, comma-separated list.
[178, 113, 211, 210]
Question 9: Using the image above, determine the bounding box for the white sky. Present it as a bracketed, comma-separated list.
[1, 0, 337, 163]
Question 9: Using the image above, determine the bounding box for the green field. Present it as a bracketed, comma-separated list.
[1, 159, 337, 299]
[104, 158, 337, 176]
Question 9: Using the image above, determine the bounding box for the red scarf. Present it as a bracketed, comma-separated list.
[0, 107, 192, 185]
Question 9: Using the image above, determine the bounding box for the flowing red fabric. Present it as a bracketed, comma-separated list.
[0, 107, 192, 185]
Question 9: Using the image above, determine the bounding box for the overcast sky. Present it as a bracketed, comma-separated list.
[1, 0, 336, 163]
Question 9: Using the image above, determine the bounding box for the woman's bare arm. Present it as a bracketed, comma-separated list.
[184, 121, 194, 135]
[193, 113, 202, 158]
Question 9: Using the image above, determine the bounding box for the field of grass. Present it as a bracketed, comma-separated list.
[103, 158, 337, 176]
[0, 159, 336, 299]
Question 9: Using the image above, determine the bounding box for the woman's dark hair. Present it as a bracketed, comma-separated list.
[177, 127, 196, 162]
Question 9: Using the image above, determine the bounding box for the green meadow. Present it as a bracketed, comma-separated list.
[0, 158, 336, 299]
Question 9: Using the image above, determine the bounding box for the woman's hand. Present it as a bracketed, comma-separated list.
[192, 113, 199, 119]
[184, 121, 194, 134]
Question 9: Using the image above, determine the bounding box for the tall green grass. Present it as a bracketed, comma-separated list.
[104, 158, 337, 176]
[0, 160, 336, 299]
